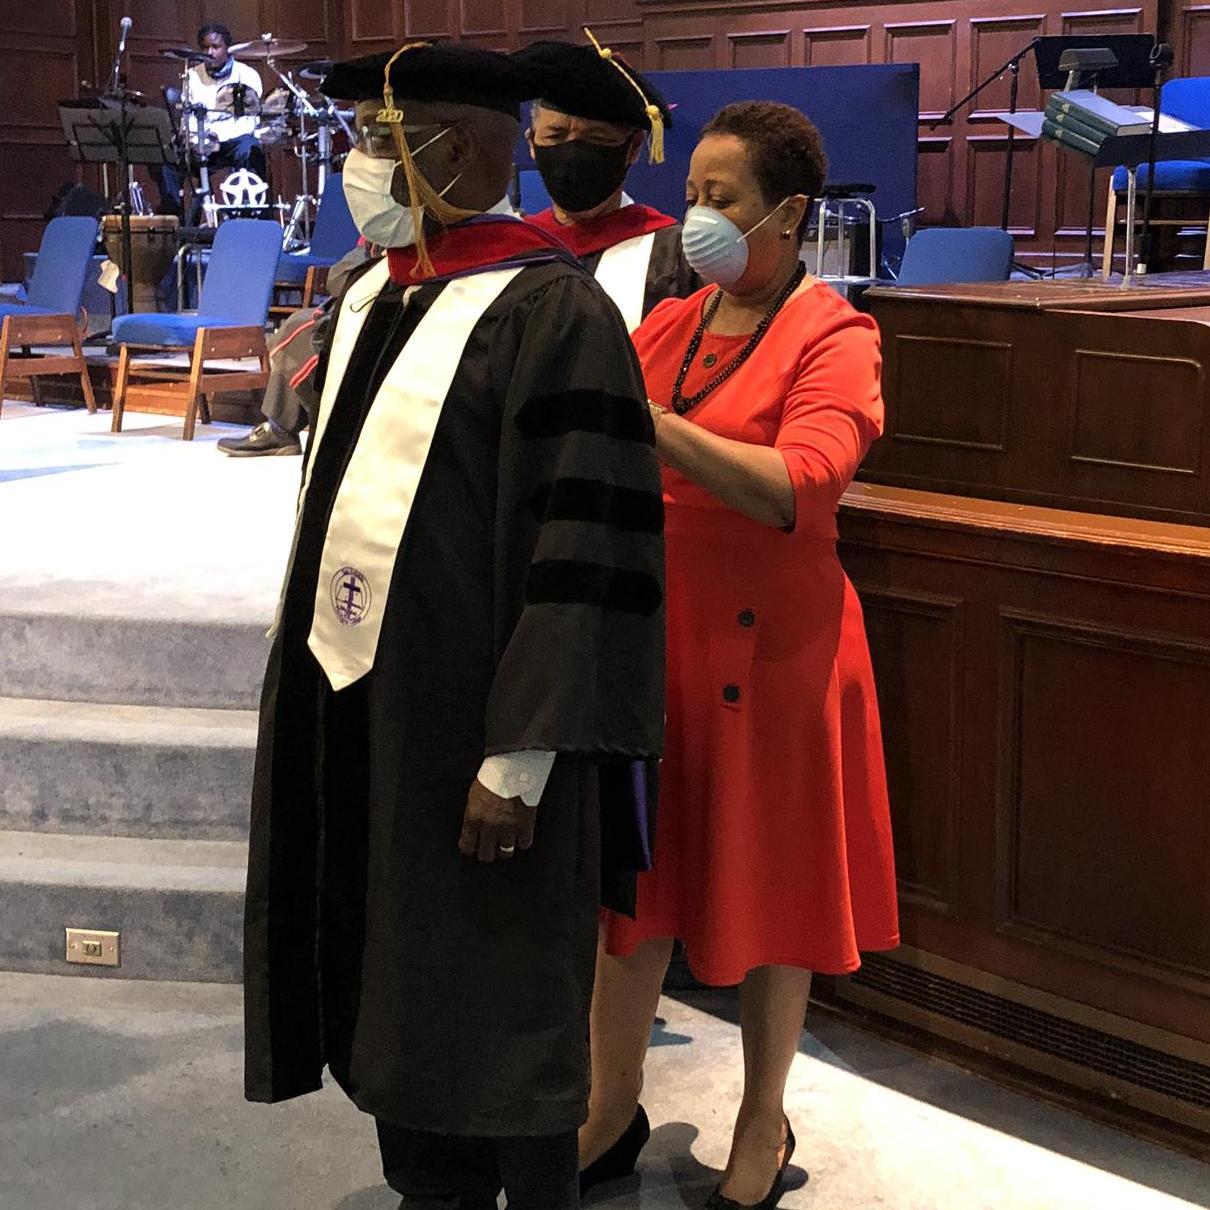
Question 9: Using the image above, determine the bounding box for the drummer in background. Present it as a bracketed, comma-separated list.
[154, 23, 266, 218]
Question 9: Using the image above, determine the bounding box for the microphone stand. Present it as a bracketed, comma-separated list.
[1136, 43, 1175, 275]
[933, 37, 1041, 278]
[106, 22, 135, 315]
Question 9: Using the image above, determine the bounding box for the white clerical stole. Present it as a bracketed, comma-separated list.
[593, 231, 656, 334]
[306, 265, 524, 691]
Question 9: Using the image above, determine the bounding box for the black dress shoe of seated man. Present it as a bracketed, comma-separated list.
[217, 420, 302, 457]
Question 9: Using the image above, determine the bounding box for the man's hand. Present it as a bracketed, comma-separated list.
[458, 779, 537, 863]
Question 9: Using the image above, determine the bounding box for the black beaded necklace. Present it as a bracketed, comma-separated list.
[670, 262, 807, 416]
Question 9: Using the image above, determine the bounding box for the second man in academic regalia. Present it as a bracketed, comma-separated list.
[515, 38, 698, 329]
[242, 44, 665, 1210]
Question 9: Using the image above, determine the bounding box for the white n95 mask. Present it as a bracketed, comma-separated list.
[680, 203, 784, 287]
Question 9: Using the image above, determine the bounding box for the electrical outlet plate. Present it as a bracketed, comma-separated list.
[65, 928, 120, 967]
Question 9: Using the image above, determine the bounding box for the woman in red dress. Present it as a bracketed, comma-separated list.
[580, 103, 899, 1208]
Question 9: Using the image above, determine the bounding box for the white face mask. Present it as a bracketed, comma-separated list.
[342, 128, 461, 248]
[680, 201, 788, 287]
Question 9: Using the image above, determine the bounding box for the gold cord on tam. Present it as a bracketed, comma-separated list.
[378, 42, 481, 278]
[582, 26, 665, 164]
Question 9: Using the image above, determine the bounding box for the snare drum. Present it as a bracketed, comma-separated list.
[101, 215, 180, 314]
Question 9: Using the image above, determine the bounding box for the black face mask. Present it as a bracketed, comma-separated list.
[533, 139, 632, 213]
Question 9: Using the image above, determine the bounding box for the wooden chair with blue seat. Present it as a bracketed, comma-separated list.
[895, 227, 1015, 285]
[270, 173, 359, 317]
[0, 215, 100, 417]
[110, 219, 282, 441]
[1102, 75, 1210, 276]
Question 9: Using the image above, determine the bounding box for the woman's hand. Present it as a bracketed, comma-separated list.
[647, 405, 795, 529]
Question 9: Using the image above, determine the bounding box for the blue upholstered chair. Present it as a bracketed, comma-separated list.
[272, 175, 359, 313]
[110, 219, 282, 440]
[0, 216, 100, 416]
[895, 227, 1015, 285]
[1103, 76, 1210, 274]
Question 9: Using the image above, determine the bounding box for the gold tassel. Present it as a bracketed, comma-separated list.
[377, 42, 481, 279]
[583, 25, 665, 165]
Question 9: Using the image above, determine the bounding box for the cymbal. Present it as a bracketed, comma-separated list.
[229, 37, 309, 60]
[298, 59, 333, 82]
[160, 46, 207, 63]
[81, 84, 151, 106]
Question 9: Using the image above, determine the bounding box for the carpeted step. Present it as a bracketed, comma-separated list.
[0, 697, 257, 842]
[0, 830, 246, 983]
[0, 610, 270, 709]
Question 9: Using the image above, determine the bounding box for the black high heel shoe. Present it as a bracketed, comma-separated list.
[579, 1104, 652, 1199]
[704, 1117, 797, 1210]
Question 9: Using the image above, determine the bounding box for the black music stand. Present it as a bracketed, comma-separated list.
[937, 33, 1158, 278]
[1036, 37, 1159, 277]
[1033, 34, 1155, 89]
[59, 104, 176, 315]
[1092, 128, 1210, 284]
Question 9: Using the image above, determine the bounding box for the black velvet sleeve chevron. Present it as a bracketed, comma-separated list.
[484, 269, 666, 760]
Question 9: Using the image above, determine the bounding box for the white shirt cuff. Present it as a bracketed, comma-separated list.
[477, 751, 557, 807]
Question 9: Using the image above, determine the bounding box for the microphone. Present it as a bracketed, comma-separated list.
[1150, 41, 1175, 72]
[118, 16, 132, 55]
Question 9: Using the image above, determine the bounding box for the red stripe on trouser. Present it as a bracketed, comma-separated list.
[289, 353, 320, 391]
[270, 313, 321, 359]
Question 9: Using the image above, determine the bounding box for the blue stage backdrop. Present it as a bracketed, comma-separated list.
[518, 62, 920, 271]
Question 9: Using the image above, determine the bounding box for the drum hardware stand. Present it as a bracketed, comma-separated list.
[262, 50, 324, 247]
[183, 66, 215, 224]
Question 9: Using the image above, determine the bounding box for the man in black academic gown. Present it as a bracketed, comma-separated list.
[242, 44, 665, 1210]
[514, 37, 697, 329]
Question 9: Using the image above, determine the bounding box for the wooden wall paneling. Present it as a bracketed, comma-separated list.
[1175, 3, 1210, 74]
[586, 0, 641, 30]
[968, 133, 1041, 234]
[348, 0, 400, 46]
[576, 1, 642, 62]
[862, 289, 1210, 525]
[860, 589, 967, 918]
[518, 0, 573, 39]
[651, 35, 719, 71]
[839, 489, 1210, 1039]
[965, 14, 1046, 242]
[999, 608, 1210, 979]
[460, 0, 508, 43]
[200, 0, 262, 41]
[885, 19, 959, 123]
[0, 0, 98, 281]
[917, 135, 958, 225]
[727, 26, 794, 70]
[407, 0, 456, 39]
[802, 23, 873, 68]
[263, 0, 339, 43]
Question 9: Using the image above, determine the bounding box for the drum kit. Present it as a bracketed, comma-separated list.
[158, 36, 355, 244]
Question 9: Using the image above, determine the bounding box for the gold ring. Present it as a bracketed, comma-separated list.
[498, 844, 516, 855]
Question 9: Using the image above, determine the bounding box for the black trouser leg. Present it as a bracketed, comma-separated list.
[152, 161, 184, 218]
[216, 134, 268, 182]
[375, 1122, 579, 1210]
[496, 1132, 579, 1210]
[376, 1121, 500, 1210]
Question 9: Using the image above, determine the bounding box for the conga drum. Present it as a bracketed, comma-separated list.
[102, 215, 180, 314]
